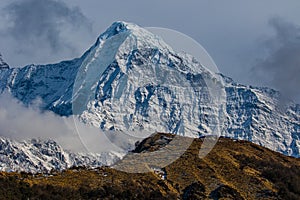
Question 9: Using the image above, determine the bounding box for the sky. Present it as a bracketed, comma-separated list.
[0, 0, 299, 102]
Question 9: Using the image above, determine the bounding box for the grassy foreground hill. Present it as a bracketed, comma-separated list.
[0, 133, 299, 200]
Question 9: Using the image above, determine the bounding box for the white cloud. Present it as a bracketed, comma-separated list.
[0, 93, 136, 153]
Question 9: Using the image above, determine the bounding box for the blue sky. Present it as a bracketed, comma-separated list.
[0, 0, 299, 101]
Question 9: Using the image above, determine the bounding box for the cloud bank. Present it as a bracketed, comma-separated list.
[0, 0, 95, 67]
[0, 93, 132, 153]
[252, 17, 300, 103]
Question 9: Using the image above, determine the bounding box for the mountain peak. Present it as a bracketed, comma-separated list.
[72, 21, 219, 134]
[97, 21, 134, 40]
[92, 21, 173, 55]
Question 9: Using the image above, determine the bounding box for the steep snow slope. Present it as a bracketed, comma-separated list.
[0, 21, 299, 159]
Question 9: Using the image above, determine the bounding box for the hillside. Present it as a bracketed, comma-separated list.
[0, 133, 299, 200]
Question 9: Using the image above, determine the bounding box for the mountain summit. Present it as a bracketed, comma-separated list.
[0, 21, 299, 159]
[72, 21, 225, 137]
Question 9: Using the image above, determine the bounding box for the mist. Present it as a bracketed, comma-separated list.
[0, 93, 137, 154]
[0, 0, 95, 67]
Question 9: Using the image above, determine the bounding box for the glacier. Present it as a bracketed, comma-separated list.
[0, 21, 299, 173]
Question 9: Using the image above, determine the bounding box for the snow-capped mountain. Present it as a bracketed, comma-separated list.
[0, 136, 123, 173]
[0, 20, 299, 165]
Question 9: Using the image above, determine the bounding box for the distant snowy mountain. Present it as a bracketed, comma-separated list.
[0, 137, 123, 173]
[0, 20, 299, 173]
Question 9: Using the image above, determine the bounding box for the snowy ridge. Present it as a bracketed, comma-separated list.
[0, 137, 123, 173]
[0, 21, 299, 175]
[222, 75, 300, 157]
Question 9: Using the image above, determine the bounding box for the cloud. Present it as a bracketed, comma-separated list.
[0, 93, 136, 153]
[0, 0, 95, 67]
[251, 17, 300, 103]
